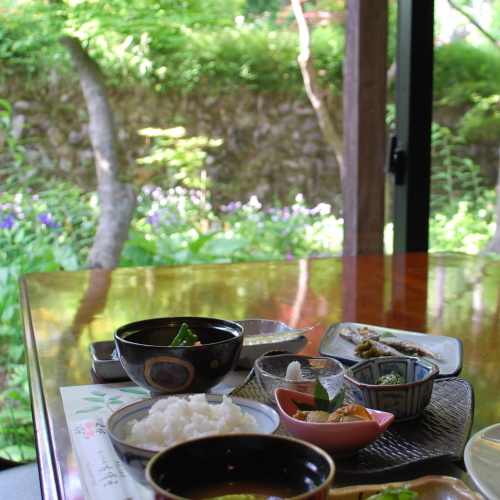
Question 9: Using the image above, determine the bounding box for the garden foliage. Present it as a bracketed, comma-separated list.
[1, 0, 500, 463]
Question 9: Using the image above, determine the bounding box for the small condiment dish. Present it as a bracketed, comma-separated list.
[274, 387, 394, 457]
[254, 353, 345, 401]
[344, 355, 439, 421]
[107, 393, 279, 483]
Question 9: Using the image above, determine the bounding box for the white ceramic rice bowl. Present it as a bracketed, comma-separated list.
[107, 393, 280, 483]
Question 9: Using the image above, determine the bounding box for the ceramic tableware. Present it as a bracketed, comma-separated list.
[114, 316, 244, 395]
[274, 387, 394, 457]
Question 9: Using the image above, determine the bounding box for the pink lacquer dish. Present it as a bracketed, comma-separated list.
[274, 388, 394, 457]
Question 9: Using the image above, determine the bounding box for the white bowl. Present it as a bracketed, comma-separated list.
[107, 393, 280, 483]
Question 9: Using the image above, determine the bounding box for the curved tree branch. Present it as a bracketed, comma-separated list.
[291, 0, 344, 185]
[447, 0, 500, 47]
[60, 36, 136, 269]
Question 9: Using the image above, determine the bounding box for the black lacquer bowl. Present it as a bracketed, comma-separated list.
[114, 316, 244, 395]
[146, 434, 335, 500]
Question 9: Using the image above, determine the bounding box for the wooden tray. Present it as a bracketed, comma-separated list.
[230, 369, 474, 475]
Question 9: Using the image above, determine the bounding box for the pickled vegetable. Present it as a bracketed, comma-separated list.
[375, 371, 405, 386]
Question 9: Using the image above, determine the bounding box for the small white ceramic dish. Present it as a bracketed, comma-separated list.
[107, 393, 280, 483]
[235, 319, 315, 369]
[319, 322, 462, 377]
[464, 422, 500, 500]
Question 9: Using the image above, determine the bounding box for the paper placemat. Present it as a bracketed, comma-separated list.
[61, 382, 153, 500]
[60, 371, 248, 500]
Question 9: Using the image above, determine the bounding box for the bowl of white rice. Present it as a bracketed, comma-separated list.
[106, 393, 280, 483]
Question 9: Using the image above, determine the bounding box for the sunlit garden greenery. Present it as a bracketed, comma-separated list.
[2, 0, 500, 464]
[1, 90, 497, 461]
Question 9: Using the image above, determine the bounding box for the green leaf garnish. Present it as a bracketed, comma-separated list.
[365, 484, 418, 500]
[292, 400, 316, 411]
[292, 379, 346, 413]
[327, 387, 347, 413]
[380, 332, 396, 338]
[313, 377, 330, 411]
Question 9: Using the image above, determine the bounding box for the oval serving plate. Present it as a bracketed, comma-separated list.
[329, 475, 485, 500]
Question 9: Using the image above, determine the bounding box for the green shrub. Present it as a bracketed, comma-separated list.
[434, 40, 500, 106]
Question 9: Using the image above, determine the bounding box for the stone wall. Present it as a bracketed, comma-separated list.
[5, 81, 343, 214]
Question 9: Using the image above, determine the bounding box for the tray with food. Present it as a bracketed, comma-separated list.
[319, 322, 463, 377]
[231, 365, 474, 475]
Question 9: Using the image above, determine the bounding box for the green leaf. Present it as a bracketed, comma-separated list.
[365, 484, 419, 500]
[327, 387, 347, 413]
[109, 400, 124, 405]
[76, 406, 104, 413]
[313, 378, 330, 411]
[119, 388, 149, 394]
[82, 397, 104, 402]
[292, 380, 346, 414]
[91, 391, 107, 396]
[291, 399, 316, 412]
[380, 332, 396, 338]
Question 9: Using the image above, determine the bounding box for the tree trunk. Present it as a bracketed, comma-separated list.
[60, 36, 136, 269]
[480, 148, 500, 254]
[290, 0, 345, 186]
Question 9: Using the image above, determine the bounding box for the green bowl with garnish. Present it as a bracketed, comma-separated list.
[344, 356, 439, 421]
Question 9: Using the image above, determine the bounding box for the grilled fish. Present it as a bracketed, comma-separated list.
[339, 327, 402, 358]
[358, 327, 442, 360]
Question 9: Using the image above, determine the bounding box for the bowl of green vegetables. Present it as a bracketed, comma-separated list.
[114, 316, 244, 396]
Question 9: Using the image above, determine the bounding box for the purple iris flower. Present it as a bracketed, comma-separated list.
[0, 215, 15, 229]
[39, 213, 58, 228]
[147, 214, 160, 226]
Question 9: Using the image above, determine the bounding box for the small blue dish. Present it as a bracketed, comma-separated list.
[344, 356, 439, 421]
